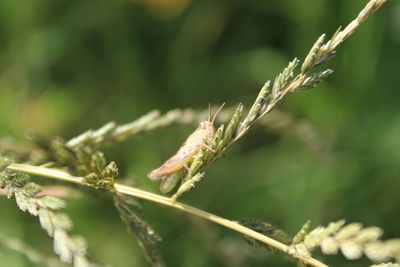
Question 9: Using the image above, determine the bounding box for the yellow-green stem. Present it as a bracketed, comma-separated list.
[7, 163, 327, 267]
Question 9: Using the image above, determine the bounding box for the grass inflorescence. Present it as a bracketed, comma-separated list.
[0, 157, 96, 267]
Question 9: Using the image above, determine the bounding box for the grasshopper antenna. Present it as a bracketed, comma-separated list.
[211, 102, 226, 124]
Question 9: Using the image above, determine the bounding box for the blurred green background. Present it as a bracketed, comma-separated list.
[0, 0, 399, 266]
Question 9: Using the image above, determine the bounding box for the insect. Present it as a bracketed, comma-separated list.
[148, 104, 225, 193]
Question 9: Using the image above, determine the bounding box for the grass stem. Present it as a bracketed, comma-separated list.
[8, 163, 328, 267]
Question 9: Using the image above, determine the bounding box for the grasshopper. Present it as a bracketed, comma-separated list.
[148, 104, 225, 193]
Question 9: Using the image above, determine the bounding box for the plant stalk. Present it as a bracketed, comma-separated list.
[8, 163, 328, 267]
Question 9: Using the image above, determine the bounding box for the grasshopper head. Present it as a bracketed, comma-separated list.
[199, 121, 214, 130]
[197, 120, 215, 139]
[206, 103, 225, 125]
[196, 103, 225, 137]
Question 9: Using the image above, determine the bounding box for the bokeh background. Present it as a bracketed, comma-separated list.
[0, 0, 399, 266]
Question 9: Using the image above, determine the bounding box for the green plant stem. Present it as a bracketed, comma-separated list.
[8, 163, 327, 267]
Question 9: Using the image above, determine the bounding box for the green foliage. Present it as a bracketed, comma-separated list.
[292, 221, 311, 246]
[0, 156, 96, 266]
[290, 220, 400, 264]
[113, 194, 164, 267]
[171, 173, 204, 201]
[64, 108, 211, 149]
[29, 134, 118, 190]
[223, 104, 244, 145]
[238, 218, 291, 250]
[168, 0, 388, 201]
[30, 131, 166, 267]
[0, 0, 396, 266]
